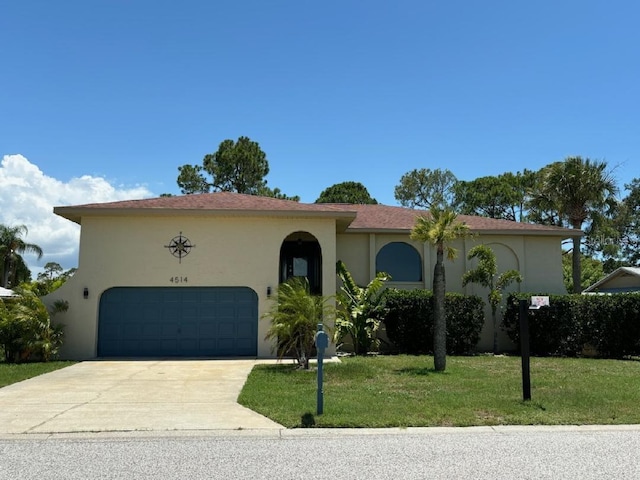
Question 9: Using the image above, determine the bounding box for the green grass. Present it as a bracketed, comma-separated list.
[238, 355, 640, 428]
[0, 361, 75, 388]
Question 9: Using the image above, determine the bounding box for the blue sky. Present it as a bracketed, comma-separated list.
[1, 1, 639, 271]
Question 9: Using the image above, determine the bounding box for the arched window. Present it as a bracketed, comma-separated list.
[376, 242, 422, 282]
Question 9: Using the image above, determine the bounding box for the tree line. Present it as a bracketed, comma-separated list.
[177, 136, 637, 293]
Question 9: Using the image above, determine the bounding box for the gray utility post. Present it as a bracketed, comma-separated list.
[315, 323, 329, 415]
[519, 299, 531, 401]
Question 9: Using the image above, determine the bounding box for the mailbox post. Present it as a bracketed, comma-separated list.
[519, 296, 549, 401]
[315, 323, 329, 415]
[519, 299, 531, 401]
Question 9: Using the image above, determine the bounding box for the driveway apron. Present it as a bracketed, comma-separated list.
[0, 360, 282, 434]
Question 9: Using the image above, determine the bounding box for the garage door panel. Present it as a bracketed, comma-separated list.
[158, 324, 176, 336]
[123, 323, 143, 336]
[215, 304, 235, 316]
[181, 290, 201, 302]
[237, 322, 253, 336]
[98, 287, 257, 357]
[218, 322, 235, 336]
[162, 290, 181, 302]
[215, 290, 235, 301]
[217, 338, 235, 353]
[200, 324, 215, 336]
[181, 322, 198, 336]
[236, 338, 254, 351]
[237, 306, 255, 318]
[162, 306, 180, 321]
[179, 338, 197, 352]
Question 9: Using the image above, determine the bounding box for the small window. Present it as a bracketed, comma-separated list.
[293, 257, 308, 277]
[376, 242, 422, 282]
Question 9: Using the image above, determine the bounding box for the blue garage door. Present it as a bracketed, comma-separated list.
[98, 287, 258, 357]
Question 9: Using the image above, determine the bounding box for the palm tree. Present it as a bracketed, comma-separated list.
[0, 225, 43, 288]
[263, 276, 334, 369]
[462, 244, 523, 354]
[529, 157, 617, 293]
[410, 207, 470, 371]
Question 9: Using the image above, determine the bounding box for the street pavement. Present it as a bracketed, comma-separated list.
[1, 426, 639, 479]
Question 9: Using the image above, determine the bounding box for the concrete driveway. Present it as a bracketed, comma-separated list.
[0, 360, 282, 435]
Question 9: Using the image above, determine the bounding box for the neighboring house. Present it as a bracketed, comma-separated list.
[44, 192, 579, 359]
[583, 267, 640, 294]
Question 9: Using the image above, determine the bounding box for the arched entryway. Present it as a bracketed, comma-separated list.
[279, 232, 322, 294]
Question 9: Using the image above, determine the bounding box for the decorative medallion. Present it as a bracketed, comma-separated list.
[164, 232, 195, 263]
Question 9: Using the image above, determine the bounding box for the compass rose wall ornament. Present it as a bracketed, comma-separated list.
[164, 232, 195, 263]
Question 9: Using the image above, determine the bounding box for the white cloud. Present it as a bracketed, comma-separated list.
[0, 154, 154, 276]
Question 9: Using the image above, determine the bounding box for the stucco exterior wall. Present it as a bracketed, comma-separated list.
[334, 234, 370, 286]
[45, 211, 570, 359]
[45, 214, 338, 359]
[521, 236, 567, 293]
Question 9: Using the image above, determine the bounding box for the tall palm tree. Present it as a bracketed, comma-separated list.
[0, 225, 43, 288]
[410, 208, 470, 371]
[462, 244, 522, 354]
[529, 157, 617, 293]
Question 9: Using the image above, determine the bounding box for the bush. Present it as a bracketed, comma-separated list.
[383, 289, 484, 355]
[503, 293, 583, 357]
[581, 294, 640, 358]
[0, 290, 66, 363]
[445, 293, 485, 355]
[503, 292, 640, 358]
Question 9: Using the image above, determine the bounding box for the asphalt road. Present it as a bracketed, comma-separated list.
[1, 426, 639, 480]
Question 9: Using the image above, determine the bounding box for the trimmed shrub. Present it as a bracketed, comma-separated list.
[503, 292, 640, 358]
[503, 293, 583, 357]
[382, 289, 484, 355]
[446, 293, 485, 355]
[383, 290, 431, 355]
[581, 294, 640, 358]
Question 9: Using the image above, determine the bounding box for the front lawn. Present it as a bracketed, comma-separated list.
[238, 355, 640, 428]
[0, 361, 75, 388]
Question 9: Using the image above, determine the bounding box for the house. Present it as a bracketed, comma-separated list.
[583, 267, 640, 294]
[44, 192, 579, 359]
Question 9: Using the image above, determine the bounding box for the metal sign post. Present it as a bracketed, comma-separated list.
[315, 323, 329, 415]
[519, 299, 531, 401]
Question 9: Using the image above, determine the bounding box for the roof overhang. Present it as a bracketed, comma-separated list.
[53, 206, 358, 232]
[343, 227, 583, 237]
[583, 267, 640, 293]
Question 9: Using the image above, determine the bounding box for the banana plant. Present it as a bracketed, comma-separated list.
[335, 260, 390, 355]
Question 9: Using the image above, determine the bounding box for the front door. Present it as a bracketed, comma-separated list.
[279, 239, 322, 294]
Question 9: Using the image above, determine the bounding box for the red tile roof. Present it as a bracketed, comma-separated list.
[54, 192, 580, 237]
[57, 192, 346, 212]
[325, 203, 579, 236]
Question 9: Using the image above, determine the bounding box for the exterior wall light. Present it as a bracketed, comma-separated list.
[267, 286, 272, 298]
[83, 287, 89, 299]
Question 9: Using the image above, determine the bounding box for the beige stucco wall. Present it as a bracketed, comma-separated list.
[45, 212, 569, 359]
[336, 231, 568, 352]
[44, 214, 338, 360]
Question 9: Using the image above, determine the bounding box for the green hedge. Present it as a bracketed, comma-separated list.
[503, 293, 640, 358]
[382, 289, 485, 355]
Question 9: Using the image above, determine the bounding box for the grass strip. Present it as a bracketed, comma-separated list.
[0, 361, 75, 388]
[238, 355, 640, 428]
